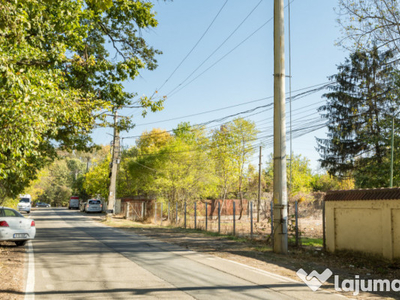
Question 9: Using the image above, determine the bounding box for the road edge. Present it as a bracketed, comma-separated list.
[24, 241, 35, 300]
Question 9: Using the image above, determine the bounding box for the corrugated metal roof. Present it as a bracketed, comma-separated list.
[324, 188, 400, 201]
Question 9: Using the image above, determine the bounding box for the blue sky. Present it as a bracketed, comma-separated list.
[92, 0, 349, 172]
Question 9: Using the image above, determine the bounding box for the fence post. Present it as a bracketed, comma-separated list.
[270, 201, 274, 248]
[295, 200, 299, 247]
[184, 201, 187, 229]
[218, 201, 221, 234]
[176, 202, 178, 225]
[194, 202, 197, 230]
[160, 203, 163, 226]
[154, 202, 157, 224]
[233, 201, 236, 236]
[141, 202, 144, 220]
[250, 201, 253, 238]
[323, 200, 326, 251]
[168, 202, 170, 222]
[205, 202, 208, 231]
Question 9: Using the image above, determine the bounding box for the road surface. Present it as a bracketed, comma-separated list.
[25, 208, 344, 299]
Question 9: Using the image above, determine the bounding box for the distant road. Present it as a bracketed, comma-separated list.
[26, 208, 344, 299]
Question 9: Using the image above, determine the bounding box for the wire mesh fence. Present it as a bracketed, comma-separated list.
[139, 198, 324, 247]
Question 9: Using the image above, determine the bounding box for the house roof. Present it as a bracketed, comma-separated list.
[325, 188, 400, 201]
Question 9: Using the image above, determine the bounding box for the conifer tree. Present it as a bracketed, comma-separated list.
[317, 46, 400, 187]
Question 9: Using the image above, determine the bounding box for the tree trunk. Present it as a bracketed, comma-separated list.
[238, 174, 243, 220]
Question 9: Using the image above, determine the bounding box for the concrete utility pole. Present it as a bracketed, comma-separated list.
[273, 0, 288, 254]
[107, 109, 120, 215]
[257, 146, 262, 223]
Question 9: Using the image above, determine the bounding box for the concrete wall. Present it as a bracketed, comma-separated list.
[325, 200, 400, 260]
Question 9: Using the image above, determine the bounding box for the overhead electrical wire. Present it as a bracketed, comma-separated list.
[151, 0, 229, 97]
[121, 82, 332, 141]
[132, 82, 331, 128]
[164, 0, 264, 98]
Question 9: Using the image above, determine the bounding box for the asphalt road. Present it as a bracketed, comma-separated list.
[25, 208, 345, 300]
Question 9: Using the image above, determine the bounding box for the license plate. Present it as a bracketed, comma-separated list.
[13, 233, 28, 238]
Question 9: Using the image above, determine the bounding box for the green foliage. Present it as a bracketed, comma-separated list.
[311, 173, 340, 192]
[28, 159, 72, 206]
[211, 118, 258, 205]
[0, 0, 164, 197]
[128, 124, 219, 204]
[317, 46, 400, 187]
[265, 153, 316, 195]
[83, 155, 111, 200]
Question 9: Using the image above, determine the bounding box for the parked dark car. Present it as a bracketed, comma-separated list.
[35, 202, 50, 208]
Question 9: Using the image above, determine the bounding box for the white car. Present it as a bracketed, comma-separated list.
[85, 199, 103, 213]
[0, 207, 36, 246]
[17, 198, 31, 214]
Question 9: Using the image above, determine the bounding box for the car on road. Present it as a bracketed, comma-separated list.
[0, 207, 36, 246]
[17, 197, 31, 214]
[85, 199, 103, 213]
[35, 202, 50, 208]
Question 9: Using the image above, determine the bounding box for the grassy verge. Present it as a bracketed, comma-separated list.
[288, 236, 323, 247]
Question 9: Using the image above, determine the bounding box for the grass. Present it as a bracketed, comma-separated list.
[288, 237, 323, 247]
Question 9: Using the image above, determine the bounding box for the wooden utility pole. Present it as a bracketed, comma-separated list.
[273, 0, 288, 254]
[257, 146, 262, 223]
[107, 109, 120, 215]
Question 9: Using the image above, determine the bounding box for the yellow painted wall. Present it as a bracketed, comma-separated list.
[325, 200, 400, 260]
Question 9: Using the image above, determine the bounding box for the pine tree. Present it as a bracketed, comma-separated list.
[317, 46, 400, 187]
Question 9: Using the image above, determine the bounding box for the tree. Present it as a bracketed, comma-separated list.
[0, 0, 164, 198]
[150, 124, 217, 206]
[265, 153, 314, 196]
[210, 125, 237, 209]
[124, 129, 173, 197]
[316, 46, 400, 187]
[221, 118, 258, 219]
[28, 159, 73, 206]
[337, 0, 400, 53]
[83, 156, 111, 200]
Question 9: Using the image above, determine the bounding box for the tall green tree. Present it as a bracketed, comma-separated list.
[150, 123, 217, 207]
[83, 156, 111, 200]
[316, 47, 400, 187]
[210, 125, 237, 206]
[217, 118, 258, 219]
[29, 159, 73, 206]
[0, 0, 164, 198]
[125, 128, 173, 197]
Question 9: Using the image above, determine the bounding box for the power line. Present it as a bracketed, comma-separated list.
[152, 0, 229, 97]
[164, 0, 265, 98]
[132, 82, 331, 129]
[121, 83, 329, 141]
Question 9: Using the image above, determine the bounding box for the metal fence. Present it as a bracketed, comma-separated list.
[148, 199, 324, 246]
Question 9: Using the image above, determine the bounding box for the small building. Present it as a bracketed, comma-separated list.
[325, 188, 400, 260]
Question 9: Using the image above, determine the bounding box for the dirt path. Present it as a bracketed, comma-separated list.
[0, 242, 25, 300]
